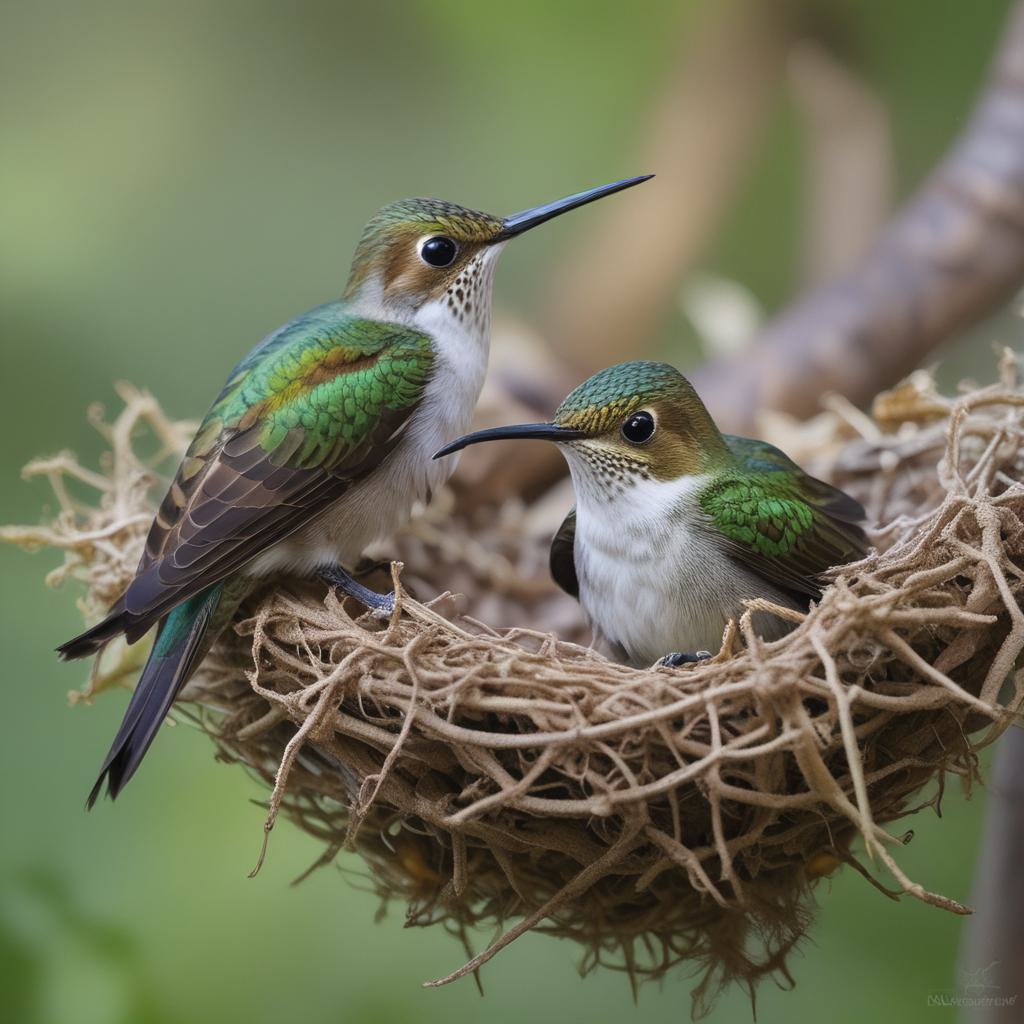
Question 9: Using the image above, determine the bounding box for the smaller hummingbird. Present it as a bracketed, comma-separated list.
[434, 361, 867, 667]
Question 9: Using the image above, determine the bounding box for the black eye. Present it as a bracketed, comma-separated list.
[420, 236, 458, 268]
[621, 411, 655, 445]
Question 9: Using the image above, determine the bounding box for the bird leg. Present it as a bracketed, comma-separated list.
[658, 650, 712, 668]
[318, 564, 396, 619]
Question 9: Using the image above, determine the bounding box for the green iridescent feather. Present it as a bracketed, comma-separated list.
[554, 361, 683, 434]
[201, 302, 433, 469]
[701, 477, 813, 558]
[699, 437, 867, 598]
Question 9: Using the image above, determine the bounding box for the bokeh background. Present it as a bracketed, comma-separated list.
[1, 2, 1016, 1022]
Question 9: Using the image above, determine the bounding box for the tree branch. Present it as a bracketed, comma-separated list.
[692, 0, 1024, 433]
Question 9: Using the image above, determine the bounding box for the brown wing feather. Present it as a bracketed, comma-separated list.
[57, 309, 435, 662]
[119, 408, 411, 641]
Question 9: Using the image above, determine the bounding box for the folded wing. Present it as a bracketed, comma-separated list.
[698, 437, 868, 603]
[59, 307, 434, 657]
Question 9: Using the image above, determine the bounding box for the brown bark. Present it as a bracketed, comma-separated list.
[693, 1, 1024, 433]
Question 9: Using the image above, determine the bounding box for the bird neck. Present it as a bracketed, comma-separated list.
[569, 464, 705, 559]
[344, 255, 499, 438]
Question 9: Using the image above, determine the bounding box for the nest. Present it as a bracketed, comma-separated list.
[6, 354, 1024, 1016]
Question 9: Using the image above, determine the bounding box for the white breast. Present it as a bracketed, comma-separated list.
[569, 467, 797, 667]
[250, 259, 496, 577]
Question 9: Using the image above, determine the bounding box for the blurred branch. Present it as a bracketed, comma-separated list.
[470, 2, 1023, 507]
[540, 0, 798, 380]
[788, 38, 893, 287]
[539, 0, 895, 390]
[693, 0, 1024, 433]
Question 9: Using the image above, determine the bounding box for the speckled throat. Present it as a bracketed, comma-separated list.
[441, 248, 499, 336]
[564, 442, 653, 502]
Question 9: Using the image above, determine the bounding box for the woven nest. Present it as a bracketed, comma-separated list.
[6, 352, 1024, 1015]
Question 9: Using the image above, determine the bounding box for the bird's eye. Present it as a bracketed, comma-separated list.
[621, 411, 656, 445]
[420, 236, 458, 268]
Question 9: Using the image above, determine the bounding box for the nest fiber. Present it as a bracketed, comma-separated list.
[6, 355, 1024, 1014]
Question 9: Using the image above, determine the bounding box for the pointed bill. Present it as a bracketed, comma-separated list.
[494, 174, 653, 240]
[433, 422, 587, 460]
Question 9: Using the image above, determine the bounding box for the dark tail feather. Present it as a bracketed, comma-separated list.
[57, 601, 129, 661]
[87, 585, 223, 808]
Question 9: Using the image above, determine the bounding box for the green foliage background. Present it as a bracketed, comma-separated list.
[0, 2, 1013, 1021]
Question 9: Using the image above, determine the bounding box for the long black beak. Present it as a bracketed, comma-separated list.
[433, 422, 587, 460]
[494, 174, 653, 241]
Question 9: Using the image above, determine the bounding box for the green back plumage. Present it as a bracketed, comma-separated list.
[195, 303, 433, 469]
[698, 436, 867, 599]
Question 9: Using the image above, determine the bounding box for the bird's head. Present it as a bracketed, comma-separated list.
[344, 177, 652, 322]
[434, 361, 729, 495]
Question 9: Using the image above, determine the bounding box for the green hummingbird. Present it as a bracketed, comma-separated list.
[58, 176, 652, 805]
[434, 360, 867, 667]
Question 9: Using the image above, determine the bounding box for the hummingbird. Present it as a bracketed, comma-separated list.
[58, 176, 652, 805]
[434, 360, 867, 667]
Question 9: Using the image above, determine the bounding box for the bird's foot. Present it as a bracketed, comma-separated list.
[658, 650, 712, 668]
[318, 565, 396, 620]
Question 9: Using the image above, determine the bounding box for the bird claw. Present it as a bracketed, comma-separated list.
[369, 591, 397, 621]
[318, 565, 397, 619]
[658, 650, 712, 668]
